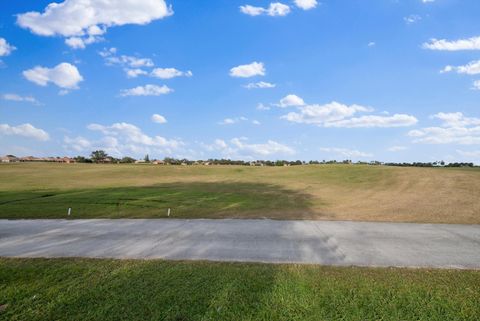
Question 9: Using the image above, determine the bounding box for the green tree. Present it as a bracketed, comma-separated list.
[90, 150, 108, 163]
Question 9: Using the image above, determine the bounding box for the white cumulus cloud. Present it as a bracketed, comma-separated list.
[0, 38, 16, 56]
[23, 62, 83, 90]
[150, 68, 192, 79]
[0, 123, 49, 141]
[120, 84, 173, 97]
[441, 60, 480, 75]
[230, 61, 265, 78]
[280, 101, 417, 128]
[83, 122, 183, 157]
[408, 112, 480, 145]
[278, 94, 305, 107]
[17, 0, 173, 49]
[294, 0, 318, 10]
[240, 3, 291, 17]
[320, 147, 373, 158]
[244, 81, 276, 89]
[152, 114, 167, 124]
[423, 36, 480, 51]
[203, 137, 295, 159]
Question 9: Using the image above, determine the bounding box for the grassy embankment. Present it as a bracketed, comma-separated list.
[0, 163, 479, 223]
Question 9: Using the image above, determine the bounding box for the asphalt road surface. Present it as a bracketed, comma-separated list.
[0, 219, 479, 269]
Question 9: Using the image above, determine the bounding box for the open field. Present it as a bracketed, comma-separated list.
[0, 163, 479, 223]
[0, 258, 479, 321]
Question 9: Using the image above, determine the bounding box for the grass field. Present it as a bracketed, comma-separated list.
[0, 163, 479, 223]
[0, 258, 478, 321]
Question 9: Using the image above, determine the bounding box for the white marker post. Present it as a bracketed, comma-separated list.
[67, 207, 72, 216]
[167, 208, 171, 217]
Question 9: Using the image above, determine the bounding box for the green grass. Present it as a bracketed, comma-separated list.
[0, 258, 478, 320]
[0, 182, 312, 219]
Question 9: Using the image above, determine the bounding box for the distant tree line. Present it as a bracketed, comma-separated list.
[67, 150, 477, 167]
[384, 161, 475, 168]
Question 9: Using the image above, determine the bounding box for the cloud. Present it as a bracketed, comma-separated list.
[205, 137, 294, 158]
[294, 0, 318, 10]
[0, 38, 16, 56]
[125, 68, 148, 78]
[456, 150, 480, 158]
[100, 48, 192, 80]
[230, 61, 265, 78]
[423, 36, 480, 51]
[120, 84, 173, 97]
[441, 60, 480, 75]
[280, 101, 417, 128]
[152, 114, 167, 124]
[23, 62, 83, 90]
[218, 116, 248, 125]
[244, 81, 276, 89]
[64, 34, 101, 49]
[368, 41, 376, 47]
[240, 3, 291, 17]
[278, 94, 305, 107]
[231, 137, 294, 156]
[408, 112, 480, 145]
[0, 123, 49, 141]
[324, 114, 418, 128]
[422, 0, 435, 3]
[404, 14, 421, 25]
[257, 103, 271, 111]
[82, 122, 183, 156]
[2, 94, 39, 104]
[252, 120, 261, 125]
[100, 48, 154, 68]
[17, 0, 173, 49]
[387, 146, 407, 152]
[150, 68, 192, 79]
[473, 80, 480, 90]
[320, 147, 373, 158]
[63, 136, 92, 152]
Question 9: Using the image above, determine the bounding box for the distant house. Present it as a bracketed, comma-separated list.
[151, 160, 165, 165]
[1, 155, 19, 163]
[17, 156, 75, 163]
[20, 156, 41, 162]
[99, 157, 113, 163]
[135, 159, 146, 164]
[57, 157, 76, 163]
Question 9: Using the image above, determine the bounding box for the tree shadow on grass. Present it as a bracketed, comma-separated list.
[0, 182, 315, 220]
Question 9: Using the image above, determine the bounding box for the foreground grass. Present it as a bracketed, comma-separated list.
[0, 259, 478, 321]
[1, 163, 479, 223]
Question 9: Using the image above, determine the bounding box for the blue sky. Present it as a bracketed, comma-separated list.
[1, 0, 480, 162]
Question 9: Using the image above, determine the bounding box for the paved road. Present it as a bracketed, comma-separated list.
[0, 219, 479, 269]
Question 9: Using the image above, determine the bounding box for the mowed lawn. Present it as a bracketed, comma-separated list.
[0, 163, 479, 223]
[0, 258, 478, 321]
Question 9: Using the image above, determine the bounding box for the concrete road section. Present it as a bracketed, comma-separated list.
[0, 219, 479, 269]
